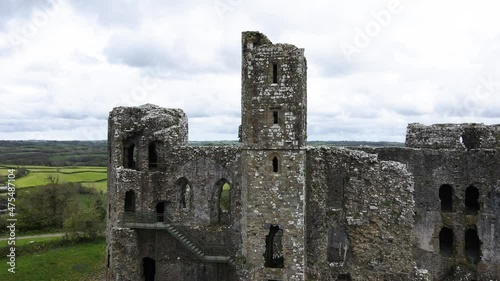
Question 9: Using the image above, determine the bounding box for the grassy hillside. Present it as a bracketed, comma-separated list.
[0, 239, 105, 281]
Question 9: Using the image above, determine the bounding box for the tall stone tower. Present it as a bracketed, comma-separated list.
[240, 31, 307, 280]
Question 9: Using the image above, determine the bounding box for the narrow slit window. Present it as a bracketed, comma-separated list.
[439, 184, 453, 212]
[124, 143, 136, 169]
[124, 190, 135, 212]
[273, 156, 279, 173]
[273, 111, 279, 124]
[148, 143, 158, 169]
[272, 63, 278, 83]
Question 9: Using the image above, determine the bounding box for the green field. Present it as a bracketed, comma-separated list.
[0, 165, 107, 192]
[0, 239, 105, 281]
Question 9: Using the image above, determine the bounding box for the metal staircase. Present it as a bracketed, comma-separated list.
[122, 212, 233, 264]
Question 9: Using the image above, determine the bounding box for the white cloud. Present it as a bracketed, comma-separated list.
[0, 0, 499, 141]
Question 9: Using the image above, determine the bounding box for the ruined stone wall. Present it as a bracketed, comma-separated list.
[406, 123, 500, 149]
[107, 104, 241, 281]
[369, 146, 500, 280]
[107, 104, 188, 280]
[305, 147, 418, 280]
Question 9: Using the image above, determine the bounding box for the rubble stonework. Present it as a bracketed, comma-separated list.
[106, 32, 499, 280]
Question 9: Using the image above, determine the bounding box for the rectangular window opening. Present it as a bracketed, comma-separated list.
[272, 63, 278, 83]
[273, 111, 279, 124]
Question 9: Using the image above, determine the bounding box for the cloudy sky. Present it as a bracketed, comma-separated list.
[0, 0, 499, 141]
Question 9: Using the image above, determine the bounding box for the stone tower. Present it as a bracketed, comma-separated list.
[240, 31, 307, 280]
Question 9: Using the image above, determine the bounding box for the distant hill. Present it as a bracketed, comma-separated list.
[0, 140, 107, 166]
[0, 140, 404, 166]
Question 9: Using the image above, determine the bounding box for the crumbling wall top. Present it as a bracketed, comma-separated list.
[108, 103, 188, 146]
[405, 123, 500, 150]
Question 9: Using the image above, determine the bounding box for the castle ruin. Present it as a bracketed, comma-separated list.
[106, 31, 500, 281]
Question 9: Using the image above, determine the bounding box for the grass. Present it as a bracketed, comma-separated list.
[0, 239, 105, 281]
[2, 165, 107, 191]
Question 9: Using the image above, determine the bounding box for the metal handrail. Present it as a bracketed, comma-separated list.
[121, 211, 230, 256]
[161, 212, 206, 255]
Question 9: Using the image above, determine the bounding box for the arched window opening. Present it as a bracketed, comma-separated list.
[148, 143, 158, 169]
[220, 182, 231, 212]
[156, 202, 165, 222]
[264, 225, 284, 268]
[176, 177, 191, 210]
[439, 227, 454, 257]
[439, 184, 453, 212]
[465, 228, 481, 264]
[273, 156, 279, 173]
[212, 179, 231, 224]
[465, 185, 480, 213]
[123, 143, 137, 169]
[124, 190, 135, 212]
[142, 257, 155, 281]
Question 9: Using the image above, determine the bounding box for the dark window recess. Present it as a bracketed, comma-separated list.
[337, 274, 352, 281]
[465, 228, 481, 263]
[148, 143, 158, 169]
[465, 185, 480, 213]
[155, 202, 165, 222]
[273, 111, 279, 124]
[142, 257, 156, 281]
[124, 143, 136, 169]
[124, 190, 135, 212]
[461, 128, 481, 150]
[273, 157, 279, 173]
[107, 251, 110, 268]
[264, 225, 284, 268]
[439, 227, 454, 256]
[272, 63, 278, 83]
[439, 184, 453, 212]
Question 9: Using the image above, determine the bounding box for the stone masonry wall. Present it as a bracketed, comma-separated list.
[406, 123, 500, 149]
[241, 31, 307, 149]
[306, 147, 419, 280]
[370, 146, 500, 280]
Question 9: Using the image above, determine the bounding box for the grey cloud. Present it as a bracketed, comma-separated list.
[69, 0, 141, 27]
[311, 54, 357, 77]
[392, 107, 427, 117]
[104, 36, 173, 68]
[0, 0, 40, 30]
[104, 34, 236, 75]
